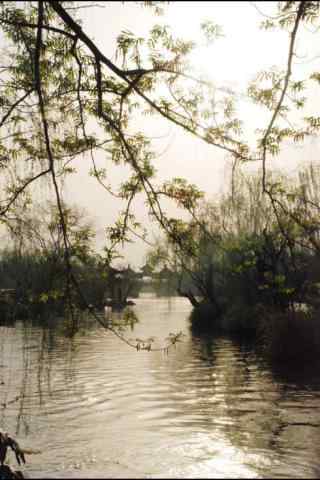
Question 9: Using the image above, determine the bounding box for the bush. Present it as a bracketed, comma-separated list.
[189, 302, 218, 333]
[257, 306, 320, 363]
[189, 301, 258, 333]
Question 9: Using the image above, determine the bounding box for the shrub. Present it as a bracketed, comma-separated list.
[257, 306, 320, 363]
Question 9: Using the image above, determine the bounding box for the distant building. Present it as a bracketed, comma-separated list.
[139, 263, 154, 278]
[105, 265, 139, 307]
[158, 265, 173, 280]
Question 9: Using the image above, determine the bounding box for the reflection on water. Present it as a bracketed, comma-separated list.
[0, 297, 320, 478]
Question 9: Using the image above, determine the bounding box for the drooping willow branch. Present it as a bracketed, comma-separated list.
[1, 1, 253, 252]
[0, 88, 34, 129]
[47, 1, 251, 162]
[33, 0, 240, 323]
[0, 169, 51, 216]
[261, 1, 305, 192]
[35, 0, 77, 326]
[29, 0, 188, 352]
[258, 2, 320, 255]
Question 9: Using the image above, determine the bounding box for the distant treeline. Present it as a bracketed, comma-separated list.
[0, 249, 107, 318]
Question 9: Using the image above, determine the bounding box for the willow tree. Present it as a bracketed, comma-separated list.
[0, 1, 319, 345]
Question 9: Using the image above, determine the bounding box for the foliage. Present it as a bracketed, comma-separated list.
[149, 163, 320, 335]
[0, 201, 106, 316]
[0, 1, 320, 349]
[0, 249, 107, 317]
[257, 305, 320, 363]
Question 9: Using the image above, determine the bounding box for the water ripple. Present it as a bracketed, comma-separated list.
[1, 298, 320, 478]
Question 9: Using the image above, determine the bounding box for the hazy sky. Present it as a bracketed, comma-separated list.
[58, 2, 320, 268]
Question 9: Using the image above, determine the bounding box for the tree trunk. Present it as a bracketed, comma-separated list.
[177, 287, 200, 307]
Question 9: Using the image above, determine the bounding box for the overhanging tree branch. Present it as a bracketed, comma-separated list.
[48, 0, 251, 162]
[261, 1, 305, 192]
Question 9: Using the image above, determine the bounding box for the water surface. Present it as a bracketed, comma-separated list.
[0, 296, 320, 478]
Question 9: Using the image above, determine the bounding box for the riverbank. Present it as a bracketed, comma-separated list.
[189, 300, 320, 364]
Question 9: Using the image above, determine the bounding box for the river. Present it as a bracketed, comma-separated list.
[0, 295, 320, 478]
